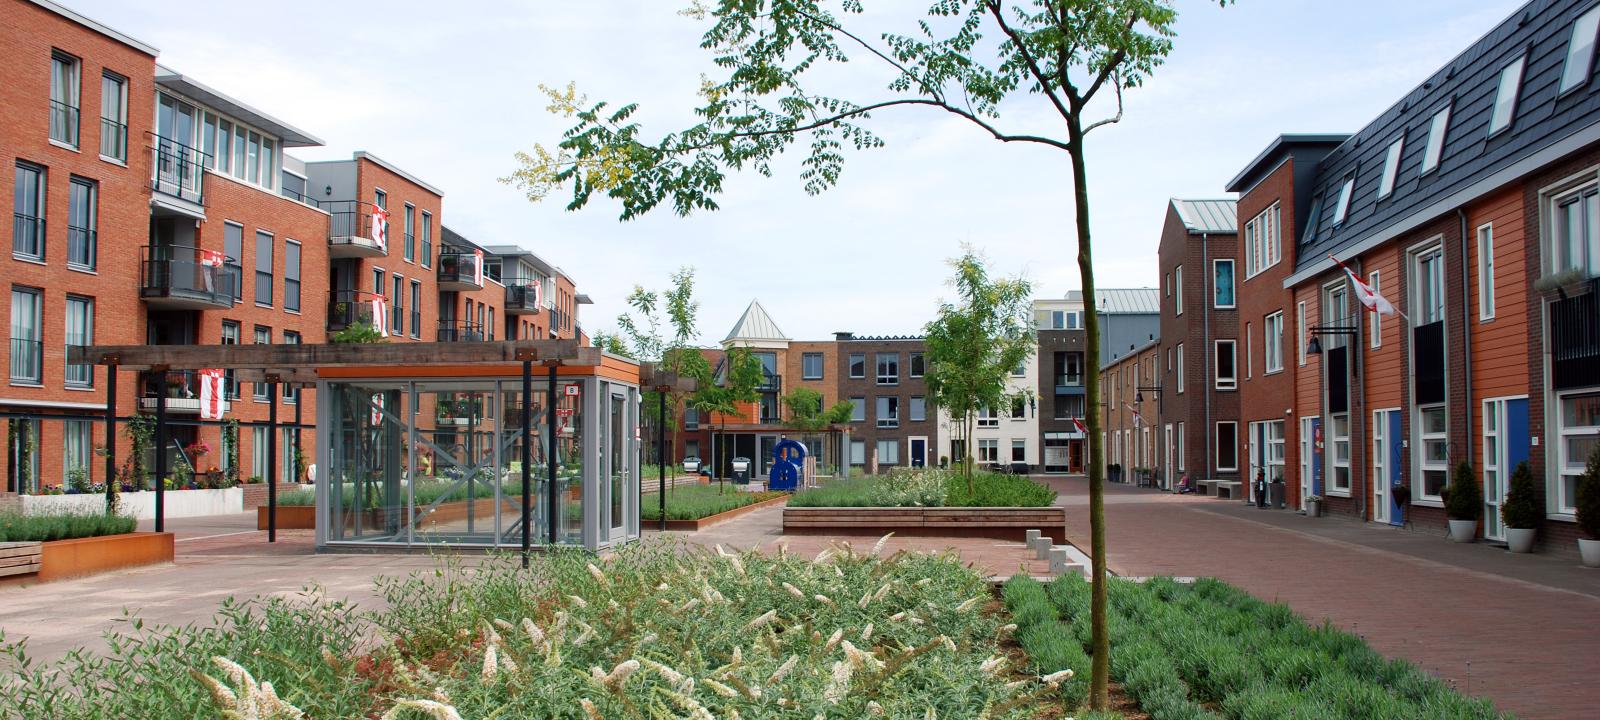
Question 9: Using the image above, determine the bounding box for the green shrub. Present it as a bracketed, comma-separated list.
[945, 471, 1058, 507]
[0, 511, 137, 542]
[1444, 461, 1483, 521]
[1500, 461, 1541, 530]
[1577, 442, 1600, 540]
[789, 468, 1055, 507]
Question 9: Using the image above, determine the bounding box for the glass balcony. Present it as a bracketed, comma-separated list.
[437, 248, 484, 291]
[437, 320, 486, 342]
[139, 370, 228, 415]
[327, 291, 385, 332]
[505, 283, 542, 314]
[324, 200, 389, 258]
[139, 244, 237, 310]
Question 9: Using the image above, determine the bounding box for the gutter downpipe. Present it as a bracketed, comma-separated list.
[1457, 208, 1473, 494]
[1202, 232, 1213, 482]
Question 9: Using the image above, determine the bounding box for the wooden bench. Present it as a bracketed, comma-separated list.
[0, 542, 43, 578]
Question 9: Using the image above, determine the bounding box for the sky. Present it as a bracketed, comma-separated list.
[71, 0, 1525, 344]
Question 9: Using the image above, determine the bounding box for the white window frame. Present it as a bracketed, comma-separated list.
[1560, 6, 1600, 96]
[1214, 339, 1236, 391]
[1176, 421, 1185, 472]
[1213, 258, 1235, 309]
[1477, 223, 1495, 321]
[1297, 300, 1308, 366]
[1264, 311, 1284, 374]
[1417, 403, 1449, 502]
[1174, 265, 1183, 316]
[1421, 104, 1451, 175]
[1369, 271, 1383, 348]
[1557, 390, 1600, 515]
[1328, 412, 1351, 496]
[1377, 137, 1403, 199]
[1244, 202, 1281, 279]
[1215, 421, 1238, 472]
[977, 438, 999, 464]
[1246, 322, 1254, 380]
[1543, 176, 1600, 278]
[1332, 176, 1355, 227]
[1175, 343, 1184, 394]
[1489, 54, 1526, 137]
[977, 406, 999, 429]
[1412, 244, 1446, 325]
[877, 439, 900, 466]
[64, 295, 94, 388]
[1011, 438, 1027, 463]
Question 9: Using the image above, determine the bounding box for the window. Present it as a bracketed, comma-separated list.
[1560, 6, 1600, 95]
[1469, 224, 1494, 323]
[978, 438, 998, 463]
[201, 113, 218, 170]
[64, 296, 93, 387]
[683, 407, 700, 431]
[1216, 421, 1238, 472]
[62, 419, 92, 484]
[224, 223, 244, 302]
[1558, 391, 1600, 514]
[1213, 259, 1235, 308]
[231, 124, 247, 179]
[1328, 413, 1351, 495]
[99, 72, 127, 161]
[261, 138, 276, 191]
[1421, 105, 1451, 175]
[221, 321, 240, 399]
[392, 275, 404, 335]
[252, 426, 269, 481]
[1297, 301, 1308, 366]
[1489, 54, 1526, 136]
[1049, 310, 1066, 329]
[10, 288, 43, 384]
[909, 351, 925, 377]
[850, 440, 866, 465]
[254, 231, 274, 306]
[877, 439, 900, 466]
[1011, 362, 1026, 377]
[1332, 176, 1355, 226]
[1011, 439, 1026, 463]
[1369, 272, 1383, 348]
[488, 308, 495, 341]
[910, 396, 926, 422]
[1246, 322, 1253, 379]
[1324, 282, 1350, 350]
[848, 353, 865, 378]
[1175, 343, 1184, 394]
[978, 406, 999, 428]
[1214, 340, 1236, 390]
[1418, 404, 1448, 499]
[421, 211, 433, 268]
[403, 204, 416, 262]
[1176, 422, 1185, 472]
[1010, 396, 1026, 419]
[215, 118, 232, 173]
[876, 396, 899, 428]
[1264, 311, 1284, 373]
[1068, 311, 1082, 329]
[1174, 265, 1183, 315]
[284, 241, 301, 312]
[876, 353, 899, 384]
[13, 162, 46, 260]
[49, 51, 80, 146]
[1301, 195, 1323, 246]
[802, 352, 824, 379]
[1549, 184, 1600, 277]
[1244, 203, 1281, 277]
[252, 326, 271, 400]
[410, 280, 422, 337]
[67, 177, 96, 270]
[374, 188, 387, 210]
[1378, 138, 1403, 199]
[281, 332, 300, 402]
[850, 397, 865, 422]
[1413, 246, 1445, 325]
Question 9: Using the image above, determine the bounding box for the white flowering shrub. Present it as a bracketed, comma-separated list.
[868, 467, 950, 507]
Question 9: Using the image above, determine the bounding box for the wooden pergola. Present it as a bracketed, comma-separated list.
[67, 341, 690, 561]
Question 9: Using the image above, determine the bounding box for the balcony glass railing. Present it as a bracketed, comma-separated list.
[505, 283, 541, 311]
[12, 213, 44, 259]
[139, 244, 237, 306]
[327, 290, 384, 331]
[1055, 373, 1083, 387]
[437, 249, 482, 287]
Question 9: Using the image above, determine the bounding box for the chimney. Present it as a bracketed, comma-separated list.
[834, 331, 854, 341]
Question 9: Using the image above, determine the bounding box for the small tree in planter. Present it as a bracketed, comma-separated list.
[1577, 443, 1600, 567]
[1444, 461, 1483, 543]
[1500, 461, 1540, 553]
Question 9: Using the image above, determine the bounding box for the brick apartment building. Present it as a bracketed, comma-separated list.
[1032, 296, 1088, 473]
[2, 0, 585, 495]
[1100, 339, 1162, 487]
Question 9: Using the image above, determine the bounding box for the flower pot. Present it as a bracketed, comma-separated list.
[1580, 538, 1600, 568]
[1505, 527, 1536, 554]
[1448, 519, 1477, 543]
[1306, 499, 1320, 517]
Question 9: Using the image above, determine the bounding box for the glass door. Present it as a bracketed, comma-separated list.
[1482, 399, 1507, 541]
[608, 391, 627, 541]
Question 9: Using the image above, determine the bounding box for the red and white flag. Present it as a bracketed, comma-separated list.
[1073, 417, 1088, 434]
[1126, 404, 1144, 429]
[370, 393, 384, 426]
[1330, 254, 1397, 317]
[197, 368, 226, 420]
[474, 249, 485, 286]
[200, 249, 225, 268]
[370, 206, 389, 251]
[370, 295, 389, 337]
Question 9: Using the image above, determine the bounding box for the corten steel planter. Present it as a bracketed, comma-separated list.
[655, 495, 789, 531]
[263, 499, 507, 531]
[0, 533, 176, 584]
[782, 506, 1068, 543]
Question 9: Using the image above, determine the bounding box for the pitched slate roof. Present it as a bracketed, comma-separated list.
[723, 299, 789, 342]
[1171, 199, 1238, 234]
[1066, 288, 1161, 315]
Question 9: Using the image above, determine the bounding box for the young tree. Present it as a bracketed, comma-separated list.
[613, 267, 702, 465]
[923, 250, 1034, 490]
[502, 1, 1224, 706]
[690, 346, 765, 489]
[781, 386, 855, 432]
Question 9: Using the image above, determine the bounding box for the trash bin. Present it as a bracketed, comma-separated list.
[731, 456, 751, 485]
[1010, 461, 1029, 476]
[1269, 481, 1287, 508]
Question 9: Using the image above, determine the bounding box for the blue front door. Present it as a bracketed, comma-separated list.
[1388, 410, 1404, 526]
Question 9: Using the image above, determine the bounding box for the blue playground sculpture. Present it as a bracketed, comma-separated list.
[768, 438, 807, 492]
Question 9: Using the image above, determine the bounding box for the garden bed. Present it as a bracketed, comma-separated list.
[642, 485, 788, 530]
[784, 505, 1067, 542]
[788, 468, 1057, 508]
[259, 498, 507, 530]
[0, 532, 174, 585]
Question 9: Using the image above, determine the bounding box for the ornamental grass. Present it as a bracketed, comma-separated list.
[0, 510, 136, 543]
[638, 485, 784, 521]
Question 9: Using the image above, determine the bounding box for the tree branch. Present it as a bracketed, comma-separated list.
[1082, 76, 1124, 135]
[781, 7, 945, 102]
[984, 0, 1074, 124]
[1081, 14, 1139, 104]
[671, 97, 1071, 152]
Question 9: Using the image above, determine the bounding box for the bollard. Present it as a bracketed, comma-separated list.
[1048, 546, 1071, 573]
[1031, 535, 1053, 560]
[1024, 529, 1042, 547]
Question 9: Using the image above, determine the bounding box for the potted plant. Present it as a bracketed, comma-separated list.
[1500, 461, 1540, 553]
[1577, 443, 1600, 568]
[1305, 494, 1322, 517]
[1444, 461, 1482, 543]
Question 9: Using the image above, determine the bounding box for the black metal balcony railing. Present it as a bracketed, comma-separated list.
[12, 213, 44, 259]
[138, 370, 224, 414]
[49, 99, 78, 146]
[100, 117, 127, 160]
[139, 244, 237, 307]
[1551, 277, 1600, 390]
[150, 134, 209, 206]
[756, 373, 782, 394]
[327, 290, 383, 331]
[437, 321, 485, 342]
[279, 185, 319, 207]
[9, 338, 43, 384]
[437, 249, 482, 288]
[505, 283, 541, 313]
[67, 224, 95, 269]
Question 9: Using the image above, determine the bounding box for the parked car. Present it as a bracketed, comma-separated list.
[682, 456, 701, 474]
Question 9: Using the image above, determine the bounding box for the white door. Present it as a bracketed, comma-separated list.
[1163, 424, 1174, 490]
[1482, 399, 1506, 541]
[1299, 417, 1315, 511]
[1371, 410, 1389, 525]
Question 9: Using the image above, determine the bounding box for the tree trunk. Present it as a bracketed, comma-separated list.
[1068, 121, 1110, 710]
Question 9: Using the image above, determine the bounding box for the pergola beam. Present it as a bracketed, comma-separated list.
[639, 362, 698, 393]
[71, 340, 600, 371]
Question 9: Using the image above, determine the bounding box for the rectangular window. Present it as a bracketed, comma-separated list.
[62, 419, 92, 484]
[1330, 413, 1351, 494]
[876, 396, 899, 428]
[1214, 340, 1236, 390]
[802, 352, 824, 379]
[1264, 311, 1284, 373]
[254, 231, 274, 306]
[281, 331, 300, 402]
[9, 287, 43, 384]
[1378, 138, 1403, 199]
[246, 131, 261, 185]
[1177, 422, 1186, 472]
[231, 124, 247, 179]
[978, 438, 998, 464]
[488, 307, 495, 341]
[1012, 439, 1026, 463]
[50, 50, 80, 146]
[99, 72, 127, 161]
[252, 427, 269, 481]
[1216, 421, 1238, 472]
[67, 177, 97, 270]
[410, 280, 422, 337]
[876, 353, 899, 385]
[13, 162, 46, 260]
[850, 439, 866, 465]
[1560, 6, 1600, 95]
[1050, 310, 1065, 329]
[1549, 184, 1600, 276]
[374, 188, 387, 210]
[1558, 391, 1600, 514]
[201, 113, 217, 170]
[910, 396, 926, 422]
[977, 405, 999, 428]
[261, 138, 276, 190]
[1422, 105, 1451, 175]
[1474, 224, 1495, 321]
[1297, 301, 1308, 366]
[252, 326, 271, 400]
[1175, 343, 1184, 394]
[1332, 176, 1355, 226]
[216, 118, 233, 174]
[1244, 202, 1282, 278]
[392, 275, 405, 335]
[850, 397, 865, 422]
[1174, 265, 1184, 315]
[284, 241, 301, 312]
[1489, 55, 1526, 136]
[1413, 246, 1445, 325]
[221, 321, 240, 399]
[1369, 272, 1383, 348]
[64, 296, 93, 387]
[223, 222, 244, 303]
[403, 204, 415, 262]
[909, 351, 925, 377]
[683, 407, 700, 431]
[1011, 396, 1026, 419]
[1213, 259, 1235, 308]
[849, 353, 865, 378]
[877, 439, 900, 466]
[1418, 404, 1449, 499]
[421, 211, 433, 268]
[1246, 322, 1254, 379]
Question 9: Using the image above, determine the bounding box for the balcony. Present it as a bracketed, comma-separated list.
[150, 134, 208, 209]
[1550, 277, 1600, 390]
[140, 245, 237, 310]
[1054, 373, 1085, 395]
[437, 320, 485, 342]
[437, 248, 483, 292]
[139, 370, 229, 415]
[504, 283, 542, 314]
[327, 291, 385, 332]
[324, 200, 389, 258]
[8, 338, 42, 384]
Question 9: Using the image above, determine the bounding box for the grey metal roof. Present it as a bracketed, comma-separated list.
[155, 65, 323, 147]
[1289, 0, 1600, 284]
[723, 300, 789, 342]
[1225, 134, 1350, 193]
[1170, 199, 1238, 234]
[1066, 288, 1160, 315]
[440, 226, 484, 252]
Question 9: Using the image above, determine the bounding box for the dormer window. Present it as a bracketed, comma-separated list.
[1377, 137, 1403, 199]
[1488, 54, 1526, 136]
[1300, 194, 1323, 245]
[1559, 6, 1600, 95]
[1332, 176, 1355, 227]
[1421, 104, 1451, 174]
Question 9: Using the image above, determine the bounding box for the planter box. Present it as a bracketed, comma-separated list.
[241, 483, 310, 509]
[258, 504, 317, 530]
[21, 488, 242, 520]
[783, 506, 1067, 543]
[261, 498, 507, 531]
[0, 533, 174, 585]
[656, 495, 788, 531]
